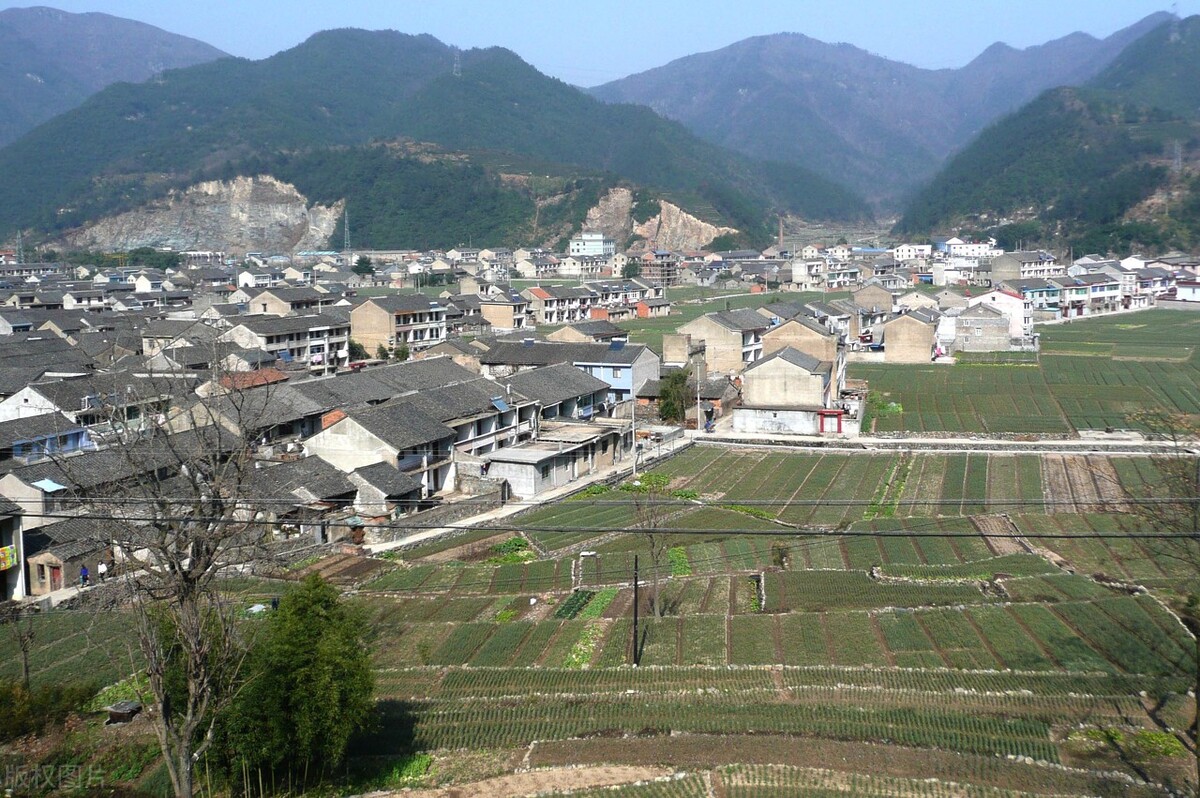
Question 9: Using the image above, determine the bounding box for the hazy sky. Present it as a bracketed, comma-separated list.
[16, 0, 1196, 86]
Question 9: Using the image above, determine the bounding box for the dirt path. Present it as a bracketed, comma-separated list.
[1042, 455, 1076, 513]
[422, 533, 513, 563]
[389, 765, 673, 798]
[1086, 455, 1129, 511]
[972, 515, 1026, 556]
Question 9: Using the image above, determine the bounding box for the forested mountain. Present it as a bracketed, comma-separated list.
[0, 28, 869, 249]
[589, 13, 1171, 203]
[895, 15, 1200, 255]
[0, 6, 227, 147]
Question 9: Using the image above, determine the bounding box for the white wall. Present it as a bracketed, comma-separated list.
[732, 408, 861, 437]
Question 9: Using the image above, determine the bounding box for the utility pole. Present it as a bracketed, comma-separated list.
[628, 552, 638, 662]
[696, 368, 703, 433]
[630, 397, 638, 478]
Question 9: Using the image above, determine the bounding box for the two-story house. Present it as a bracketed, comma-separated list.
[677, 309, 771, 373]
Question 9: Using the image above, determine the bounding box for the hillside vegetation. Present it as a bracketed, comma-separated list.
[895, 15, 1200, 253]
[0, 29, 869, 249]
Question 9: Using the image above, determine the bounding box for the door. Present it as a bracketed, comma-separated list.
[50, 566, 62, 591]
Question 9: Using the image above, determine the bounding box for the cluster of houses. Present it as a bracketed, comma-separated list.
[0, 324, 671, 603]
[2, 231, 1198, 608]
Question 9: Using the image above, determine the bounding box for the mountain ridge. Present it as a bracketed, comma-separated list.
[0, 28, 869, 250]
[894, 15, 1200, 254]
[0, 5, 228, 146]
[589, 13, 1175, 204]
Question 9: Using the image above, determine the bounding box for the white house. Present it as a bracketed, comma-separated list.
[967, 289, 1032, 339]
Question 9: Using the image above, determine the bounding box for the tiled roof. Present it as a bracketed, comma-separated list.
[480, 340, 650, 367]
[501, 363, 608, 405]
[348, 400, 455, 451]
[352, 462, 423, 497]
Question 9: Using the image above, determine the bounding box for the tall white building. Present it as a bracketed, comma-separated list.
[569, 232, 616, 258]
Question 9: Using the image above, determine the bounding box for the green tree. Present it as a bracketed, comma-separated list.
[220, 574, 375, 784]
[376, 344, 389, 361]
[395, 343, 410, 362]
[658, 368, 690, 423]
[353, 255, 374, 276]
[621, 261, 641, 279]
[347, 339, 368, 361]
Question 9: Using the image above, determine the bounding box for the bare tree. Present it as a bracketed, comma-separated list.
[1121, 410, 1200, 790]
[1123, 411, 1200, 573]
[47, 352, 285, 798]
[0, 600, 36, 689]
[624, 472, 673, 619]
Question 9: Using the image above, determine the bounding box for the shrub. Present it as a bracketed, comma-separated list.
[0, 682, 98, 743]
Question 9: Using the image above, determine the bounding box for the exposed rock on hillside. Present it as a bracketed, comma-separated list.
[61, 176, 341, 254]
[585, 187, 736, 251]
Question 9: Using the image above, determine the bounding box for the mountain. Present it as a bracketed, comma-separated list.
[0, 28, 870, 250]
[894, 16, 1200, 254]
[589, 13, 1173, 204]
[0, 6, 227, 147]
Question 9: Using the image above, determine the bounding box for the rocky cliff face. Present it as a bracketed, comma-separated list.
[584, 187, 735, 251]
[61, 176, 342, 254]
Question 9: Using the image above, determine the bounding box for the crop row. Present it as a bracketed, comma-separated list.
[400, 696, 1059, 761]
[429, 663, 1185, 699]
[368, 595, 1193, 676]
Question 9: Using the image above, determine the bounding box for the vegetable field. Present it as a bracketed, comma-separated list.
[856, 309, 1200, 433]
[5, 441, 1197, 796]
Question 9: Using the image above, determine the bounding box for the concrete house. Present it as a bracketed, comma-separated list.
[479, 293, 529, 333]
[876, 312, 937, 363]
[761, 315, 840, 362]
[986, 251, 1062, 283]
[482, 418, 626, 499]
[677, 309, 770, 374]
[968, 290, 1033, 339]
[219, 314, 350, 375]
[479, 340, 659, 405]
[732, 347, 856, 436]
[304, 400, 456, 496]
[521, 285, 597, 326]
[953, 304, 1011, 353]
[350, 295, 447, 356]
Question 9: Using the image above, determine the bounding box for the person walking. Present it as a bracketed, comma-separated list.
[79, 564, 89, 587]
[97, 560, 108, 583]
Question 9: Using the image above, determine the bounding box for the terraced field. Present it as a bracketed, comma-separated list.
[5, 442, 1198, 796]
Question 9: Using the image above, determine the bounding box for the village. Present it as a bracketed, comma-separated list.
[0, 230, 1197, 605]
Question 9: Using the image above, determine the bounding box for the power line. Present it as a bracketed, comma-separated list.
[13, 504, 1200, 540]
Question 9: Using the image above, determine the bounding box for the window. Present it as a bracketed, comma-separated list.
[611, 368, 622, 379]
[37, 564, 45, 581]
[540, 464, 551, 479]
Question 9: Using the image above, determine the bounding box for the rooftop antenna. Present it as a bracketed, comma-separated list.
[453, 50, 462, 78]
